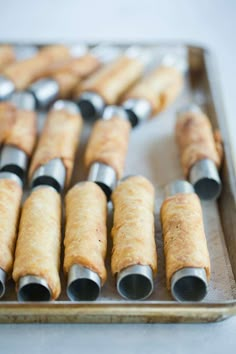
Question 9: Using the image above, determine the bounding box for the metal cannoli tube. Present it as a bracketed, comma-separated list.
[13, 186, 61, 301]
[175, 105, 222, 200]
[0, 45, 15, 72]
[122, 64, 183, 126]
[111, 175, 157, 300]
[29, 100, 82, 189]
[64, 181, 107, 301]
[161, 180, 210, 302]
[0, 172, 22, 298]
[0, 44, 72, 100]
[86, 106, 131, 198]
[77, 46, 148, 119]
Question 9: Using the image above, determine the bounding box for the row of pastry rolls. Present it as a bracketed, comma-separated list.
[12, 102, 83, 301]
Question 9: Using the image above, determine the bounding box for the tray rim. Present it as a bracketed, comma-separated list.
[0, 40, 235, 323]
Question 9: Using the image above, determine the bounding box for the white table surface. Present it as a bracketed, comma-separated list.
[0, 0, 236, 352]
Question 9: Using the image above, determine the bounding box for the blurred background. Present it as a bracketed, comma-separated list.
[0, 0, 235, 150]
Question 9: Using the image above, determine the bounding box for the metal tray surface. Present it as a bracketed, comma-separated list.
[0, 42, 235, 323]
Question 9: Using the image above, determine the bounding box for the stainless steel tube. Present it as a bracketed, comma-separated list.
[18, 275, 52, 302]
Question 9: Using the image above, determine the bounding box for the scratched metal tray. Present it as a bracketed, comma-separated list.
[0, 42, 236, 323]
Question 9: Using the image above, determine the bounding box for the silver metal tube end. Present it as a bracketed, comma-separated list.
[0, 76, 15, 101]
[10, 91, 36, 111]
[0, 171, 23, 188]
[177, 104, 202, 117]
[171, 267, 208, 302]
[117, 265, 154, 300]
[102, 105, 129, 121]
[91, 44, 121, 64]
[0, 146, 28, 181]
[18, 275, 52, 302]
[28, 78, 59, 109]
[0, 268, 7, 299]
[87, 162, 117, 200]
[189, 159, 222, 200]
[67, 264, 101, 301]
[122, 98, 152, 127]
[52, 99, 79, 115]
[165, 180, 194, 198]
[14, 45, 38, 60]
[77, 92, 105, 119]
[31, 158, 66, 193]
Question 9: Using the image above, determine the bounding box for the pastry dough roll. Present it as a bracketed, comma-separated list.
[0, 102, 16, 145]
[78, 56, 143, 105]
[4, 108, 37, 156]
[123, 66, 183, 115]
[175, 110, 221, 177]
[160, 192, 210, 289]
[64, 181, 107, 284]
[0, 178, 22, 275]
[0, 45, 15, 71]
[51, 54, 102, 98]
[3, 45, 70, 90]
[111, 176, 157, 276]
[85, 116, 131, 179]
[29, 108, 83, 186]
[13, 187, 61, 300]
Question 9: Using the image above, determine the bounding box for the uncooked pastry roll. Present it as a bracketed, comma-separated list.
[78, 56, 143, 104]
[85, 116, 131, 179]
[123, 66, 183, 115]
[13, 186, 61, 300]
[175, 109, 222, 177]
[3, 45, 70, 90]
[160, 192, 211, 289]
[111, 176, 157, 276]
[29, 107, 83, 186]
[0, 45, 15, 71]
[0, 178, 22, 275]
[64, 181, 107, 284]
[0, 102, 16, 145]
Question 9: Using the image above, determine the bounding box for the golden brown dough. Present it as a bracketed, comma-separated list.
[5, 109, 37, 156]
[77, 56, 143, 104]
[160, 192, 211, 289]
[50, 54, 101, 99]
[122, 66, 183, 116]
[175, 110, 221, 177]
[111, 176, 157, 276]
[29, 108, 83, 186]
[3, 45, 70, 90]
[0, 45, 15, 71]
[13, 187, 61, 300]
[64, 182, 107, 284]
[85, 117, 131, 179]
[0, 102, 16, 145]
[0, 179, 22, 275]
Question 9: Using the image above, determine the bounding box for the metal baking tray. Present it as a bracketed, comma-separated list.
[0, 42, 236, 323]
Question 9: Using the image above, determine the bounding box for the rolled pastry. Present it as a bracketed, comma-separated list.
[29, 107, 83, 186]
[5, 108, 37, 156]
[111, 176, 157, 276]
[160, 192, 211, 289]
[13, 187, 61, 300]
[77, 56, 143, 104]
[64, 181, 107, 284]
[50, 54, 101, 99]
[0, 102, 16, 145]
[3, 45, 70, 90]
[0, 178, 22, 275]
[0, 45, 15, 71]
[175, 109, 222, 177]
[123, 66, 183, 115]
[85, 116, 131, 179]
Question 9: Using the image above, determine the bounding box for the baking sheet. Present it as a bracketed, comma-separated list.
[1, 43, 236, 316]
